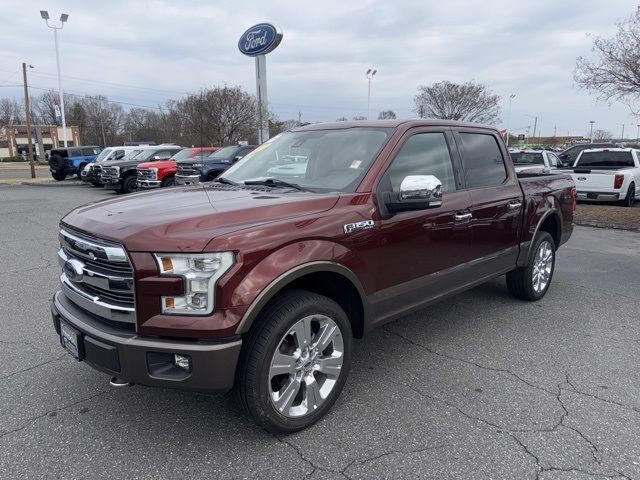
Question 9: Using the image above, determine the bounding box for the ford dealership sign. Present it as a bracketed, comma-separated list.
[238, 23, 283, 57]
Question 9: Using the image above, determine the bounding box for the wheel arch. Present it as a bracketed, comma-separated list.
[235, 262, 368, 339]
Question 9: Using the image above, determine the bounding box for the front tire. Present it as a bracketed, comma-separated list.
[122, 175, 138, 194]
[76, 163, 86, 180]
[161, 176, 175, 187]
[506, 231, 555, 301]
[51, 172, 66, 181]
[235, 290, 352, 434]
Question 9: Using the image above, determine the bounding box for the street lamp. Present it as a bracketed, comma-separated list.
[617, 123, 625, 143]
[589, 120, 595, 143]
[40, 10, 69, 147]
[636, 124, 640, 143]
[506, 93, 515, 146]
[366, 68, 377, 120]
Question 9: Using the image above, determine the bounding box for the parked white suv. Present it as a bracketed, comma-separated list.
[571, 148, 639, 207]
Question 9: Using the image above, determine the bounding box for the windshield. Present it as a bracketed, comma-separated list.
[511, 152, 544, 165]
[208, 146, 239, 159]
[222, 128, 394, 193]
[94, 148, 112, 162]
[576, 151, 634, 167]
[168, 149, 194, 161]
[123, 149, 145, 160]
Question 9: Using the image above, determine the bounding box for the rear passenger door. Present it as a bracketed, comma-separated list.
[453, 130, 523, 276]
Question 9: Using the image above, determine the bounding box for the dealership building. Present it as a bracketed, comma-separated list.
[0, 125, 80, 158]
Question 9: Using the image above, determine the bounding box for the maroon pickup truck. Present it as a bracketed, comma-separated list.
[51, 120, 575, 433]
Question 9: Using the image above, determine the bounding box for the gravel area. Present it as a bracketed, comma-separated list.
[575, 203, 640, 231]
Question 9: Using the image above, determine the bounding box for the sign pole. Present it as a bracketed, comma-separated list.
[255, 55, 269, 143]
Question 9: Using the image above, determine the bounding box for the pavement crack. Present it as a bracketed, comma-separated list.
[383, 325, 556, 396]
[0, 389, 113, 438]
[510, 433, 543, 480]
[566, 373, 640, 415]
[540, 467, 631, 479]
[341, 443, 452, 475]
[0, 353, 67, 381]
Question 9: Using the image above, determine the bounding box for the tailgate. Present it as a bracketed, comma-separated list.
[570, 171, 617, 192]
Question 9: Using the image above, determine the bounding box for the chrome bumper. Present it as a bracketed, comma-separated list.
[175, 174, 200, 185]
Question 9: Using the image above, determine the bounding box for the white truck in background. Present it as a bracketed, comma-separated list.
[570, 148, 639, 207]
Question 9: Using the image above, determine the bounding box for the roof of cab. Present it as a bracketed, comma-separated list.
[292, 119, 498, 132]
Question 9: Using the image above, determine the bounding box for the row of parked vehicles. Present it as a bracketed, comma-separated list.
[49, 137, 637, 207]
[508, 144, 639, 207]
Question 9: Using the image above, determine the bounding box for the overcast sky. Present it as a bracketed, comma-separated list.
[1, 0, 639, 138]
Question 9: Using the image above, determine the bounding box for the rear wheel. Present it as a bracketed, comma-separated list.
[122, 175, 138, 194]
[622, 183, 636, 207]
[51, 172, 66, 181]
[235, 290, 352, 433]
[506, 231, 555, 301]
[161, 176, 175, 187]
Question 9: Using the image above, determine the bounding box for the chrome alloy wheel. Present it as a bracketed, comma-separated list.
[532, 240, 553, 294]
[269, 315, 344, 418]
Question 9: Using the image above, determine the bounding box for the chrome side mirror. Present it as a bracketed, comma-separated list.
[384, 175, 443, 213]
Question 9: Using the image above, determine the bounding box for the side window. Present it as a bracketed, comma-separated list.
[458, 133, 507, 188]
[386, 132, 457, 193]
[69, 148, 82, 157]
[154, 150, 173, 160]
[82, 147, 96, 156]
[548, 153, 559, 167]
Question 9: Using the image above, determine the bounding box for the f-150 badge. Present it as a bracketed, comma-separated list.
[343, 220, 374, 234]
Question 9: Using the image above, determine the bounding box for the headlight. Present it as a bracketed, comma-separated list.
[150, 167, 158, 180]
[153, 252, 234, 315]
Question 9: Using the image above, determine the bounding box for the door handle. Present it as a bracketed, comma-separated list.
[507, 201, 522, 211]
[454, 212, 473, 222]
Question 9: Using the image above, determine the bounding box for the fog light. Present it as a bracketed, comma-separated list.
[174, 354, 192, 372]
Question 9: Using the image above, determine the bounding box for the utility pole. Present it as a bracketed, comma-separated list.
[621, 123, 625, 142]
[22, 62, 36, 179]
[506, 93, 515, 147]
[636, 124, 640, 143]
[532, 116, 538, 142]
[589, 120, 595, 143]
[298, 111, 302, 126]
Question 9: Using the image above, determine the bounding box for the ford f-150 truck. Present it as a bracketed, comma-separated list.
[137, 147, 220, 189]
[50, 120, 575, 433]
[175, 144, 257, 185]
[569, 148, 639, 207]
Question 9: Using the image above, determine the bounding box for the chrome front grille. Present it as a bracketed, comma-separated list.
[58, 228, 136, 326]
[177, 164, 201, 176]
[101, 166, 120, 179]
[137, 168, 156, 180]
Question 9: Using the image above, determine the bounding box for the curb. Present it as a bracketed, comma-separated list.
[0, 180, 83, 187]
[574, 220, 640, 233]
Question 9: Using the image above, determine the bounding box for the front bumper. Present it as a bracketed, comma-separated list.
[101, 177, 122, 189]
[576, 191, 620, 202]
[138, 180, 161, 188]
[175, 174, 201, 185]
[51, 291, 242, 393]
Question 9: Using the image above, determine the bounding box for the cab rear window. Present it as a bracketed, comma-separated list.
[577, 151, 634, 167]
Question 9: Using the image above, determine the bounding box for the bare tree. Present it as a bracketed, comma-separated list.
[414, 80, 501, 124]
[377, 110, 396, 119]
[335, 116, 348, 122]
[0, 98, 23, 126]
[575, 7, 640, 109]
[592, 129, 613, 141]
[352, 116, 367, 121]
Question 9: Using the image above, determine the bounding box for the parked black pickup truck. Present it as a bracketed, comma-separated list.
[51, 120, 575, 433]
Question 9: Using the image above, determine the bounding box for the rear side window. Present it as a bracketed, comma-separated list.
[69, 148, 82, 157]
[577, 151, 634, 167]
[81, 147, 99, 156]
[386, 132, 457, 193]
[458, 133, 507, 188]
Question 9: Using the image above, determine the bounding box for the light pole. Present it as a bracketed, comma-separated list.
[589, 120, 595, 143]
[366, 68, 377, 120]
[506, 93, 515, 146]
[619, 123, 625, 143]
[40, 10, 69, 147]
[636, 124, 640, 143]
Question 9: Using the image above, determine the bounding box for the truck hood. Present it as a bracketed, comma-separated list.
[61, 185, 340, 252]
[137, 160, 175, 169]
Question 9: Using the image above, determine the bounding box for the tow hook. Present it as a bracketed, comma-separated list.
[109, 377, 132, 388]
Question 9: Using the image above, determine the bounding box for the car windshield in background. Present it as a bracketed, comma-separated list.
[576, 151, 634, 167]
[123, 149, 144, 160]
[168, 149, 193, 161]
[208, 146, 239, 159]
[94, 149, 112, 162]
[511, 152, 544, 165]
[222, 128, 393, 193]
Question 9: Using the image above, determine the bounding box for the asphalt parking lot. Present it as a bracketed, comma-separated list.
[1, 184, 639, 480]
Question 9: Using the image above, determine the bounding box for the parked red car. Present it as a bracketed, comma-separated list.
[137, 147, 220, 188]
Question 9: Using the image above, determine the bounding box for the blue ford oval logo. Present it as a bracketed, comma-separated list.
[238, 23, 283, 57]
[577, 176, 587, 181]
[64, 259, 85, 283]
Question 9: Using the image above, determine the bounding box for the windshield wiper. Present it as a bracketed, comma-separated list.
[214, 177, 238, 186]
[243, 178, 309, 192]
